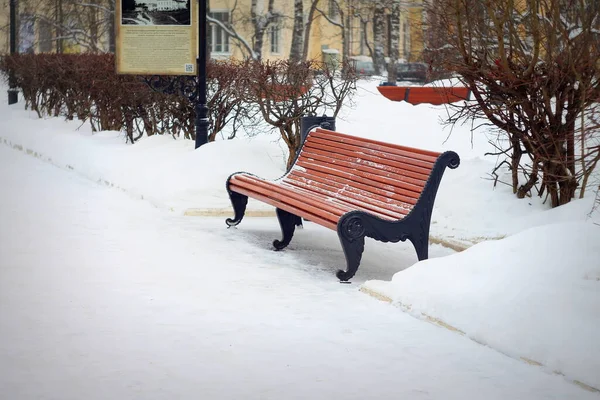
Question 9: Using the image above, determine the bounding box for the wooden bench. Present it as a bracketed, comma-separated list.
[225, 128, 460, 281]
[377, 86, 471, 105]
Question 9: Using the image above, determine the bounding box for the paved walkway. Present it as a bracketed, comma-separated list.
[0, 145, 595, 400]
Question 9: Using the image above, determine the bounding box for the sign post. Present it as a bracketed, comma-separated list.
[195, 0, 208, 147]
[116, 0, 209, 147]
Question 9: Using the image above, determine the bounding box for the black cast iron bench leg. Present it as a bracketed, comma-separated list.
[273, 208, 299, 250]
[411, 235, 429, 261]
[226, 190, 248, 227]
[336, 211, 427, 282]
[337, 230, 365, 282]
[336, 212, 369, 281]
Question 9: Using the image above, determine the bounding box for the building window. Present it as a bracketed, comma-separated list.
[328, 0, 339, 20]
[39, 19, 53, 53]
[269, 22, 281, 54]
[19, 14, 35, 54]
[209, 11, 230, 54]
[360, 22, 366, 55]
[402, 21, 410, 59]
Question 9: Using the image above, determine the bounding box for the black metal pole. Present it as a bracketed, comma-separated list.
[194, 0, 209, 148]
[8, 0, 18, 105]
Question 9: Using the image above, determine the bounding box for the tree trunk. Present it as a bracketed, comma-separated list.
[251, 0, 277, 60]
[541, 160, 577, 207]
[511, 134, 522, 194]
[109, 0, 115, 53]
[88, 7, 98, 53]
[517, 159, 538, 199]
[559, 178, 578, 205]
[281, 124, 299, 169]
[302, 0, 319, 61]
[251, 0, 264, 60]
[372, 2, 386, 75]
[343, 14, 350, 61]
[253, 28, 266, 60]
[56, 0, 64, 53]
[289, 0, 304, 62]
[387, 0, 400, 82]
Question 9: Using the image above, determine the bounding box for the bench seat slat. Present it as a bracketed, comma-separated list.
[232, 174, 403, 221]
[232, 175, 349, 219]
[280, 181, 406, 220]
[229, 179, 341, 223]
[296, 159, 425, 196]
[311, 128, 441, 162]
[287, 169, 419, 206]
[278, 181, 403, 220]
[303, 139, 436, 176]
[228, 185, 338, 230]
[300, 147, 430, 186]
[283, 175, 411, 218]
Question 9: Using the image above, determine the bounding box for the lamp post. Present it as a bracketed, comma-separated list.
[8, 0, 18, 105]
[195, 0, 208, 148]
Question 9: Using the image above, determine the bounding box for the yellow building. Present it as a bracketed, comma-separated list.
[0, 0, 113, 55]
[0, 0, 427, 64]
[1, 0, 10, 54]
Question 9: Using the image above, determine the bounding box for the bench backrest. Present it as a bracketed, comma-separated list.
[282, 128, 442, 220]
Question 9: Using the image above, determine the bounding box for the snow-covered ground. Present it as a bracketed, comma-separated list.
[1, 80, 599, 398]
[363, 222, 600, 390]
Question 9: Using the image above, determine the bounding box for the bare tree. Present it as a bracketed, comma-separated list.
[426, 0, 600, 207]
[240, 59, 358, 168]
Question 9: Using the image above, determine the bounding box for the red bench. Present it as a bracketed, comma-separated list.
[377, 86, 471, 105]
[225, 128, 460, 281]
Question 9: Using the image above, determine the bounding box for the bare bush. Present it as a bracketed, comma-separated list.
[0, 54, 249, 143]
[425, 0, 600, 207]
[239, 59, 358, 168]
[1, 55, 358, 159]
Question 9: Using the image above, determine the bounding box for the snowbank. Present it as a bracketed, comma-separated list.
[0, 109, 286, 211]
[363, 221, 600, 390]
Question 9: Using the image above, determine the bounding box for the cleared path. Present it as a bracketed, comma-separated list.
[0, 146, 595, 400]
